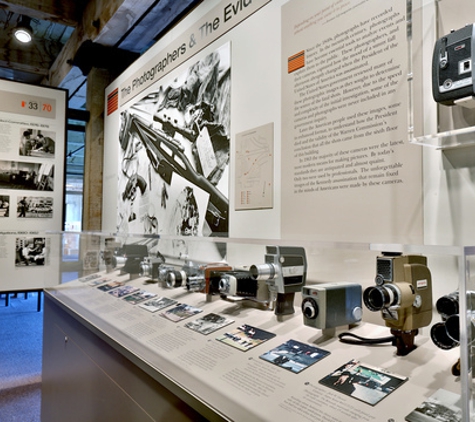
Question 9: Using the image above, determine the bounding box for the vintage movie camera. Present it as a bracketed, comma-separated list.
[432, 23, 475, 105]
[218, 269, 270, 306]
[363, 253, 432, 355]
[431, 291, 475, 350]
[164, 262, 233, 294]
[249, 246, 307, 316]
[431, 291, 460, 350]
[139, 255, 165, 281]
[302, 283, 363, 330]
[111, 244, 149, 278]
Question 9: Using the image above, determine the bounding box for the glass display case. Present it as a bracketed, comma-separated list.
[409, 0, 475, 149]
[37, 231, 475, 421]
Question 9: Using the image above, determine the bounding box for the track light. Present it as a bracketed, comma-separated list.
[14, 15, 33, 44]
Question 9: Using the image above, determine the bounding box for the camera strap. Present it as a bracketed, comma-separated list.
[338, 332, 395, 346]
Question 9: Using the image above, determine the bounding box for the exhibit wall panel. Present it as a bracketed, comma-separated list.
[0, 79, 66, 291]
[103, 0, 281, 240]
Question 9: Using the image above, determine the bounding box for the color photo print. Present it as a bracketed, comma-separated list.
[116, 43, 230, 237]
[259, 339, 330, 374]
[15, 237, 48, 267]
[319, 359, 407, 406]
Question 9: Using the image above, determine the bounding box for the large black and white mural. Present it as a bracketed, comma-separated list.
[117, 44, 230, 237]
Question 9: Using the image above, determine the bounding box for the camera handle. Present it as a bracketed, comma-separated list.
[274, 292, 296, 315]
[338, 329, 419, 356]
[390, 328, 418, 356]
[338, 332, 395, 346]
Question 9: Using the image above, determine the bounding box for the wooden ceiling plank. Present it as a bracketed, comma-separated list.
[0, 0, 84, 26]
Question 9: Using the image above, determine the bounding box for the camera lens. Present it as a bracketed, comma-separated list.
[139, 263, 151, 278]
[430, 322, 458, 350]
[166, 270, 185, 288]
[436, 292, 459, 317]
[219, 277, 230, 294]
[445, 314, 460, 342]
[249, 263, 276, 281]
[363, 284, 398, 312]
[301, 298, 318, 319]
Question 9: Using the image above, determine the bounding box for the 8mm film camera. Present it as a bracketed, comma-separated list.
[432, 23, 475, 105]
[302, 283, 363, 330]
[363, 253, 432, 355]
[250, 246, 307, 316]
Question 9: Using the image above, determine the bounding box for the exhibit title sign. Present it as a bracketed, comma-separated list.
[118, 0, 271, 107]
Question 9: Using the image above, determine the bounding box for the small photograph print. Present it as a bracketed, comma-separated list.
[15, 237, 47, 267]
[0, 195, 10, 217]
[97, 280, 125, 292]
[159, 303, 203, 322]
[19, 128, 56, 158]
[78, 273, 102, 283]
[0, 160, 54, 191]
[259, 339, 330, 374]
[139, 297, 177, 313]
[17, 196, 53, 218]
[319, 359, 408, 406]
[123, 290, 157, 305]
[185, 313, 234, 335]
[405, 389, 463, 422]
[109, 284, 140, 298]
[88, 277, 112, 287]
[216, 324, 276, 352]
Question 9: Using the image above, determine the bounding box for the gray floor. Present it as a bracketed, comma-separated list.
[0, 293, 42, 422]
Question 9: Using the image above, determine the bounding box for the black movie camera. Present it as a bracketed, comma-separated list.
[432, 24, 475, 105]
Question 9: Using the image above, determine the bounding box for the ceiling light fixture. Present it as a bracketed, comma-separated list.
[14, 15, 33, 44]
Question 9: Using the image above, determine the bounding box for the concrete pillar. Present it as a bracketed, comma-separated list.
[82, 68, 112, 231]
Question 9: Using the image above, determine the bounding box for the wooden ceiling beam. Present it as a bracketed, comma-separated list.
[0, 0, 85, 26]
[47, 0, 140, 88]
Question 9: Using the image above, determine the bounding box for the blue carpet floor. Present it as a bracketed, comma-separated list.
[0, 292, 42, 422]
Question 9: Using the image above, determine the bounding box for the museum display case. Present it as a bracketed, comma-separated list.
[39, 231, 475, 421]
[409, 0, 475, 149]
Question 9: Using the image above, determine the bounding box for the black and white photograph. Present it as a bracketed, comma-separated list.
[185, 312, 234, 335]
[16, 196, 53, 218]
[139, 296, 177, 313]
[216, 324, 276, 352]
[0, 195, 10, 217]
[259, 339, 330, 374]
[15, 237, 48, 267]
[405, 389, 463, 422]
[19, 128, 56, 158]
[319, 359, 408, 406]
[159, 303, 203, 322]
[0, 160, 54, 191]
[123, 290, 157, 305]
[116, 43, 230, 237]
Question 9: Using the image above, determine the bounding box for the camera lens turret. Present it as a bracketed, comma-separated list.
[363, 284, 399, 312]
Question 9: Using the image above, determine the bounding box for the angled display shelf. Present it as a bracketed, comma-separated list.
[41, 231, 475, 421]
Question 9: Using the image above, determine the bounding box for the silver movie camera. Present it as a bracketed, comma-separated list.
[250, 246, 307, 315]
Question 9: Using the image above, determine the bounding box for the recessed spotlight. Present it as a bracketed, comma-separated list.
[14, 16, 33, 44]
